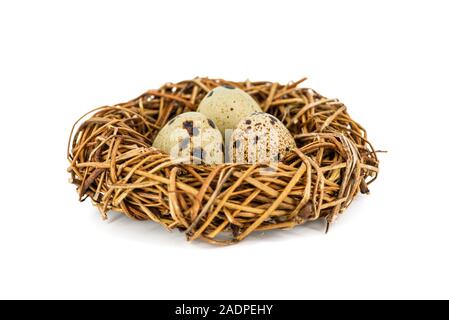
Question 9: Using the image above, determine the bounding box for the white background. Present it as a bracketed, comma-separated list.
[0, 0, 448, 300]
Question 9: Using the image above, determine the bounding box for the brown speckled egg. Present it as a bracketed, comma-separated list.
[197, 85, 262, 136]
[152, 112, 224, 164]
[231, 112, 296, 164]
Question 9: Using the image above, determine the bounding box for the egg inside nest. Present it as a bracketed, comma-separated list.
[197, 85, 262, 136]
[152, 112, 224, 164]
[230, 112, 296, 164]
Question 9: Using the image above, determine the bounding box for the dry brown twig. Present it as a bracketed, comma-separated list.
[67, 77, 379, 245]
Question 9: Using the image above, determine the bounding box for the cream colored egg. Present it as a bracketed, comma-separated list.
[197, 85, 262, 136]
[231, 112, 296, 164]
[152, 112, 224, 164]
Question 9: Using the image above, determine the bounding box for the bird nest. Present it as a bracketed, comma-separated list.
[67, 77, 379, 245]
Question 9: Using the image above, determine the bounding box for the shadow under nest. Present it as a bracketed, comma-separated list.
[67, 77, 379, 245]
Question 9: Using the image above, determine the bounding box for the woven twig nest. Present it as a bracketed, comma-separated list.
[67, 77, 379, 245]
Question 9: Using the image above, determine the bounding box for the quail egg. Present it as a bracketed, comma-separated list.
[152, 112, 224, 164]
[231, 112, 296, 164]
[197, 85, 262, 136]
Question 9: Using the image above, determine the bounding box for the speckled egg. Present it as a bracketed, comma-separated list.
[152, 112, 224, 164]
[231, 112, 296, 164]
[197, 85, 262, 136]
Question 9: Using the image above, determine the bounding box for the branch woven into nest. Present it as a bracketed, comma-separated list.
[67, 77, 379, 245]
